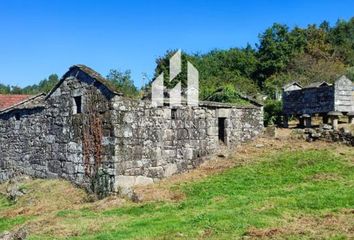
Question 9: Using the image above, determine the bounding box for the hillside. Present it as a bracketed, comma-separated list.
[1, 131, 353, 239]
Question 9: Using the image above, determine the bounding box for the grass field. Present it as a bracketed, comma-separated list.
[0, 136, 353, 239]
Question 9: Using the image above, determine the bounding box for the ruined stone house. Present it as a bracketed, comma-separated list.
[0, 65, 263, 196]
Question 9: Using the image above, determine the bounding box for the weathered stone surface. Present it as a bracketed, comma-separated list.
[283, 76, 354, 116]
[135, 176, 154, 186]
[164, 163, 178, 177]
[0, 65, 263, 197]
[298, 127, 354, 146]
[0, 227, 27, 240]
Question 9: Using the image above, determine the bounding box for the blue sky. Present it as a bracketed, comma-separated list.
[0, 0, 353, 88]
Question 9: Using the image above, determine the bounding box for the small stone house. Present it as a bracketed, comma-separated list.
[0, 65, 263, 196]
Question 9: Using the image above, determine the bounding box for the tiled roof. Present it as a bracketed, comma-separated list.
[0, 94, 32, 111]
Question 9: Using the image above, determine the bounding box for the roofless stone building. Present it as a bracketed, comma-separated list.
[0, 65, 263, 196]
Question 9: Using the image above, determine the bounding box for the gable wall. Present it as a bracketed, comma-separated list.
[45, 75, 116, 195]
[0, 75, 116, 197]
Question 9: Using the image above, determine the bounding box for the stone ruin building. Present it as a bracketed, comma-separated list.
[282, 76, 354, 129]
[0, 65, 263, 196]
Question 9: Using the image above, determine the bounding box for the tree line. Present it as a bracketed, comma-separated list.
[1, 17, 353, 106]
[0, 71, 138, 98]
[151, 17, 353, 125]
[152, 17, 353, 102]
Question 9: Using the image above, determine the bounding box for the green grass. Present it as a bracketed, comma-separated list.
[0, 195, 12, 210]
[0, 215, 28, 233]
[0, 195, 29, 232]
[1, 149, 353, 239]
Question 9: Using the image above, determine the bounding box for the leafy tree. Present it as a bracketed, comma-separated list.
[153, 49, 193, 89]
[0, 74, 59, 95]
[21, 74, 59, 94]
[0, 84, 11, 94]
[10, 86, 23, 94]
[153, 48, 260, 101]
[149, 17, 353, 124]
[303, 24, 333, 59]
[287, 53, 346, 84]
[106, 69, 139, 97]
[329, 18, 354, 65]
[256, 24, 306, 85]
[346, 66, 354, 81]
[204, 84, 250, 105]
[263, 73, 291, 99]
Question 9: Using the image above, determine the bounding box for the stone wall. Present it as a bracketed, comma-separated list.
[0, 66, 263, 197]
[111, 98, 263, 194]
[0, 74, 117, 197]
[298, 126, 354, 146]
[45, 74, 117, 196]
[0, 108, 47, 182]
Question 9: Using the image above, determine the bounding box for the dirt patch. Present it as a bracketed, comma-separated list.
[245, 228, 283, 238]
[307, 173, 342, 182]
[133, 185, 185, 202]
[0, 179, 88, 217]
[244, 210, 354, 239]
[86, 195, 127, 211]
[199, 228, 214, 239]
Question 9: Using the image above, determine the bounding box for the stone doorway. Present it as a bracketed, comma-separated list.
[218, 117, 226, 143]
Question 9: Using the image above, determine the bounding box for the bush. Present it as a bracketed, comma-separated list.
[264, 100, 282, 126]
[204, 84, 251, 105]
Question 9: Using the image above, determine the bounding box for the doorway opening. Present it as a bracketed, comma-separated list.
[218, 117, 226, 143]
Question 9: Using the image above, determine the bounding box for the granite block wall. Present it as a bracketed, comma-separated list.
[0, 75, 117, 197]
[0, 66, 263, 197]
[111, 98, 263, 194]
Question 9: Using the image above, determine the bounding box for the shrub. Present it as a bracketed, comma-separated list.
[264, 100, 282, 126]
